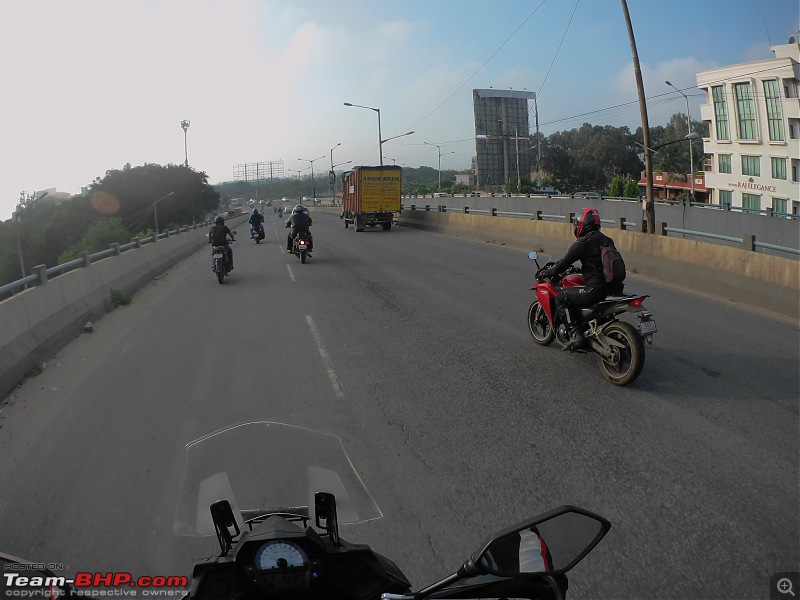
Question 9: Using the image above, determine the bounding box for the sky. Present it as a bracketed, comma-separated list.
[1, 0, 798, 219]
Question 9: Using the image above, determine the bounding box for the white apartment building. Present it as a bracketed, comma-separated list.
[696, 38, 800, 216]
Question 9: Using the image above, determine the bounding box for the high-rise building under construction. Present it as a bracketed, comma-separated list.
[473, 89, 536, 189]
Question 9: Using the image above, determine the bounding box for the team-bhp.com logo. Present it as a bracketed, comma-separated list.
[4, 572, 188, 596]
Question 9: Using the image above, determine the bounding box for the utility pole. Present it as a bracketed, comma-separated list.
[621, 0, 655, 233]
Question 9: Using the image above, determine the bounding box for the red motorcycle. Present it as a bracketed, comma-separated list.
[526, 251, 657, 386]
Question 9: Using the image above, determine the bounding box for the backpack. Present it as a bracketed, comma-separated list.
[209, 225, 228, 246]
[601, 243, 626, 283]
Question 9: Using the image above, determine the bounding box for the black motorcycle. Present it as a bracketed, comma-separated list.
[1, 422, 610, 600]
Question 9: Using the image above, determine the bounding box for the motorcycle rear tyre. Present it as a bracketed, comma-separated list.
[300, 249, 306, 264]
[528, 300, 555, 345]
[596, 321, 644, 386]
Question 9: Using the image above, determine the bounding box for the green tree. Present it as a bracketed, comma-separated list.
[58, 218, 132, 263]
[624, 178, 641, 198]
[608, 176, 625, 197]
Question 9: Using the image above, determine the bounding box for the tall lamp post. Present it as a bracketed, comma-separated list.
[665, 81, 694, 204]
[151, 191, 175, 240]
[298, 156, 325, 200]
[13, 191, 48, 281]
[635, 133, 699, 199]
[424, 142, 455, 192]
[330, 142, 341, 198]
[343, 102, 383, 165]
[181, 120, 190, 167]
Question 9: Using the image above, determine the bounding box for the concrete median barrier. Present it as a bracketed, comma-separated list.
[397, 210, 799, 320]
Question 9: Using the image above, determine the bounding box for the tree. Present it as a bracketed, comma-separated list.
[58, 218, 132, 263]
[608, 176, 625, 197]
[624, 178, 641, 198]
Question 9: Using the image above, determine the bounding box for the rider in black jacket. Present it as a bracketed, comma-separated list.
[248, 208, 264, 239]
[542, 208, 623, 351]
[285, 205, 313, 253]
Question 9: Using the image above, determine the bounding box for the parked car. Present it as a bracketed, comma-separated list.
[572, 191, 600, 200]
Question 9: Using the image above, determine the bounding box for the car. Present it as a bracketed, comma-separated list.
[281, 197, 290, 203]
[572, 191, 600, 200]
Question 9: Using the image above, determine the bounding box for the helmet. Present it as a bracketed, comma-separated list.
[574, 208, 600, 238]
[215, 216, 225, 225]
[292, 204, 308, 215]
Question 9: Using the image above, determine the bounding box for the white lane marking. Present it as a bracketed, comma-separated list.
[306, 315, 345, 400]
[286, 264, 296, 282]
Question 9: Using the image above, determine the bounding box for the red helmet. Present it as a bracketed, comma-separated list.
[574, 208, 600, 238]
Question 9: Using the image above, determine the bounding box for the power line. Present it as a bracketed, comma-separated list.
[402, 0, 549, 133]
[537, 0, 581, 98]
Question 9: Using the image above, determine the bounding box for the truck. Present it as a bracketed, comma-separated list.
[340, 165, 402, 232]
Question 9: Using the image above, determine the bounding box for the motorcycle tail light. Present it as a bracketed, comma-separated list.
[630, 296, 648, 308]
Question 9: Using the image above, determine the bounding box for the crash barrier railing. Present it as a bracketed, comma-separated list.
[0, 222, 213, 298]
[402, 193, 800, 220]
[401, 204, 799, 258]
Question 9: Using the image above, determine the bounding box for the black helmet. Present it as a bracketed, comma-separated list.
[574, 208, 600, 238]
[292, 204, 308, 215]
[215, 216, 225, 225]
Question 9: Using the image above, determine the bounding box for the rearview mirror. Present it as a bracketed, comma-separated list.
[528, 251, 539, 260]
[470, 506, 610, 577]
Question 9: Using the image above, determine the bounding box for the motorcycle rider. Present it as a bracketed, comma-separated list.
[541, 208, 623, 351]
[208, 215, 235, 271]
[285, 204, 313, 253]
[248, 208, 264, 239]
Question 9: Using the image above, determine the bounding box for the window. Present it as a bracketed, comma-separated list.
[772, 198, 788, 216]
[719, 189, 732, 206]
[734, 82, 757, 140]
[741, 155, 760, 177]
[764, 80, 784, 141]
[771, 157, 787, 180]
[742, 193, 761, 212]
[718, 154, 732, 174]
[712, 86, 730, 140]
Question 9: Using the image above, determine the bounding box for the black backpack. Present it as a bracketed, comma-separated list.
[601, 243, 626, 283]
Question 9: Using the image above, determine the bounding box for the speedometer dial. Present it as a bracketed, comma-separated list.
[254, 540, 308, 570]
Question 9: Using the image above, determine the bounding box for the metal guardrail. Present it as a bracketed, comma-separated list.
[0, 221, 214, 298]
[401, 204, 799, 258]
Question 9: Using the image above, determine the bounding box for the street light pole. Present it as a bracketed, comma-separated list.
[330, 142, 341, 199]
[344, 102, 383, 165]
[424, 142, 454, 192]
[181, 120, 190, 167]
[151, 191, 175, 240]
[298, 156, 325, 200]
[666, 81, 694, 204]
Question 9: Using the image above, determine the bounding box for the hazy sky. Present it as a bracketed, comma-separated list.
[1, 0, 798, 219]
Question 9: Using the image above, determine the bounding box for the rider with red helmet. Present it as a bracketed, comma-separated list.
[541, 208, 623, 351]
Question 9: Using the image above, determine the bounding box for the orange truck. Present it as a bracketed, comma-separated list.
[340, 166, 402, 231]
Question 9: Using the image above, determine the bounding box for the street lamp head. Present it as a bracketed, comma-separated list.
[665, 80, 672, 86]
[343, 102, 353, 106]
[181, 120, 190, 131]
[685, 132, 700, 140]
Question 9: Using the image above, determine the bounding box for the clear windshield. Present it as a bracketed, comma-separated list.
[173, 422, 382, 536]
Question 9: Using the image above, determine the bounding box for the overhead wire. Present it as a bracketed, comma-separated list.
[402, 0, 549, 133]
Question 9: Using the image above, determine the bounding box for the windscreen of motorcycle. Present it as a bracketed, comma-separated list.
[173, 421, 382, 536]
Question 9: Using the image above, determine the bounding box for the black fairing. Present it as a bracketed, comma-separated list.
[189, 515, 411, 600]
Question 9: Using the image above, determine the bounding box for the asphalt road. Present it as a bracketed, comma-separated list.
[0, 209, 797, 599]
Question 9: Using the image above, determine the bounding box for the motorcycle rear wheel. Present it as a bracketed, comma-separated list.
[300, 249, 306, 264]
[595, 321, 644, 386]
[528, 300, 555, 346]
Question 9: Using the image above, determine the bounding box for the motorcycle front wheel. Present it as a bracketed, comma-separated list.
[595, 321, 645, 386]
[527, 300, 555, 346]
